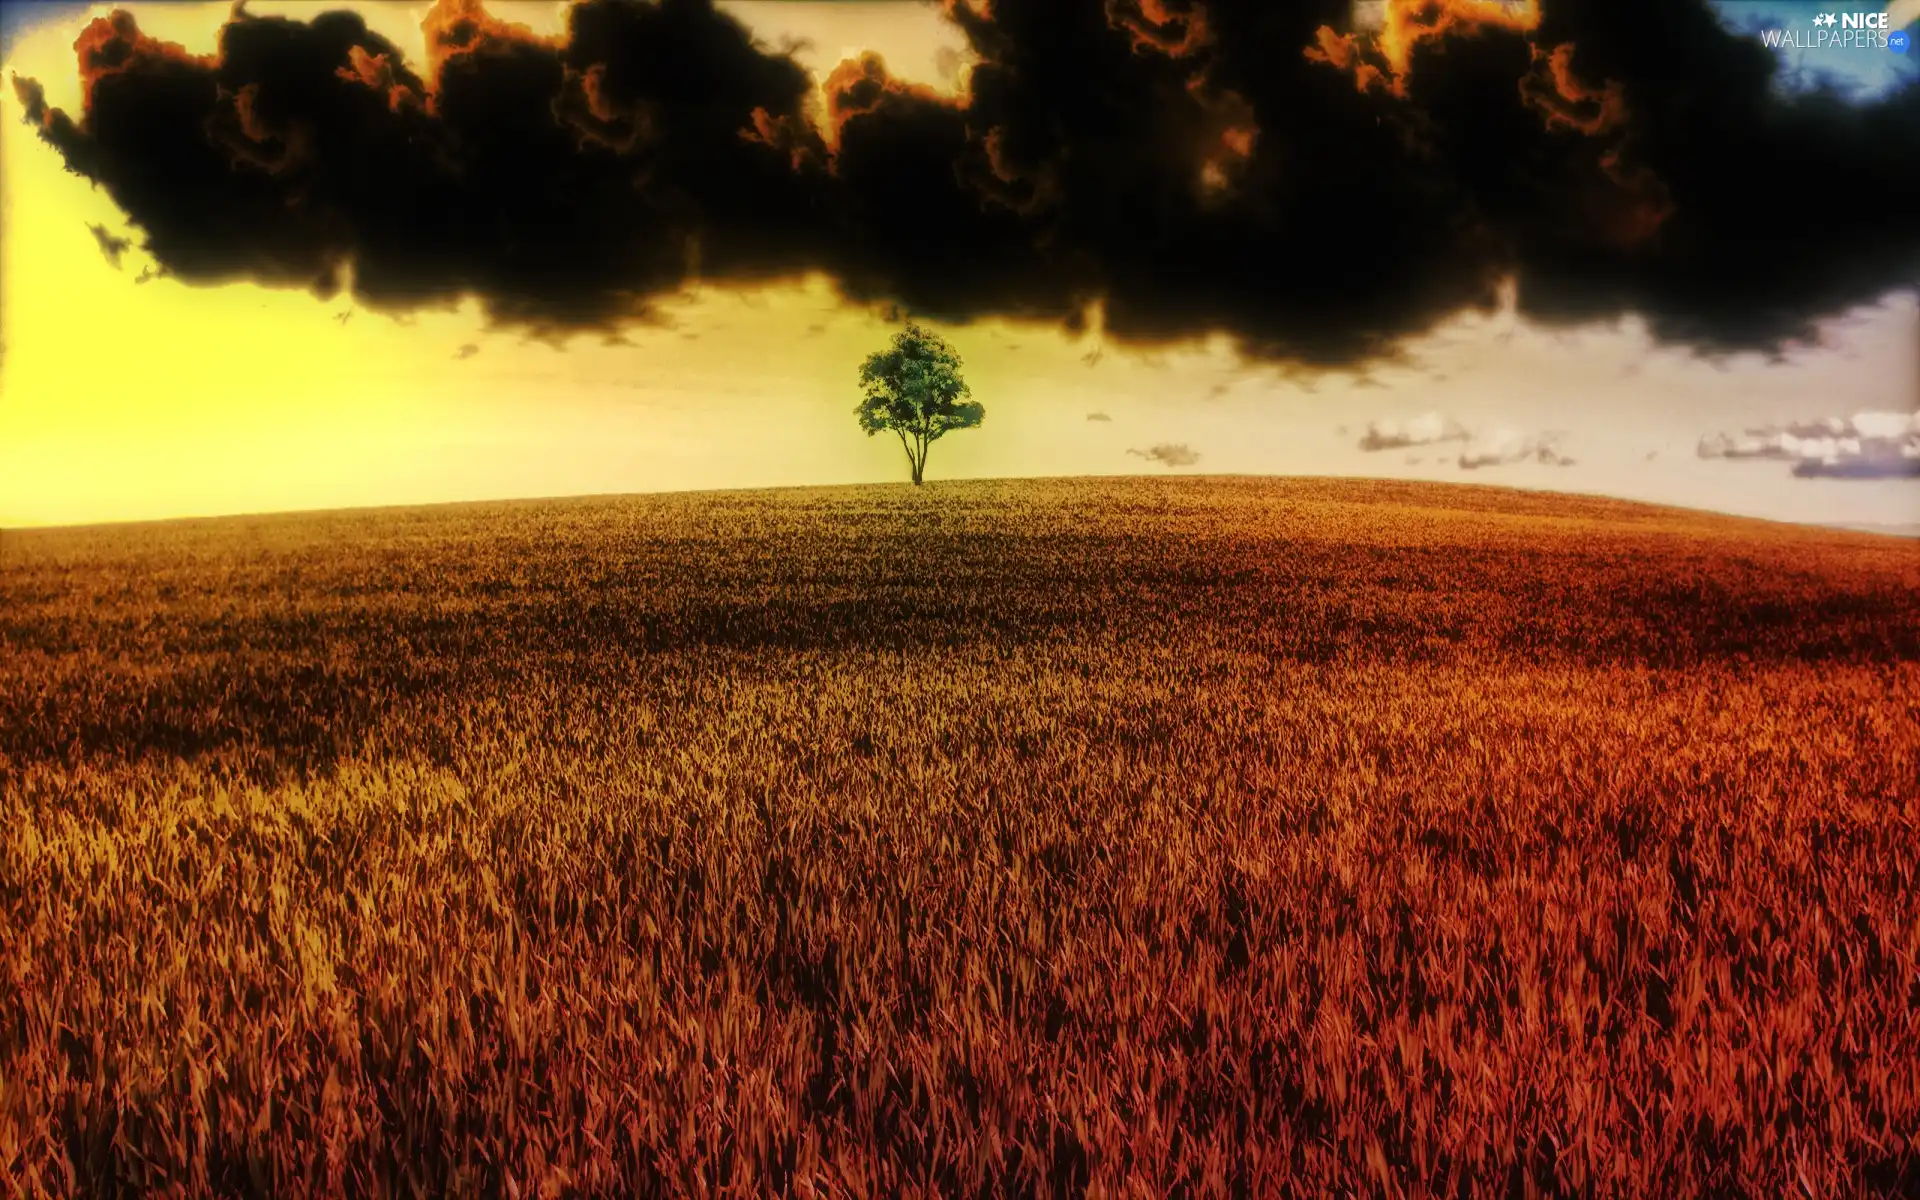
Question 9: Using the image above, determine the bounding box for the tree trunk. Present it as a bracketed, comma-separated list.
[898, 432, 919, 484]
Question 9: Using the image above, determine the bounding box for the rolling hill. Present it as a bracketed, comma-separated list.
[2, 477, 1916, 1197]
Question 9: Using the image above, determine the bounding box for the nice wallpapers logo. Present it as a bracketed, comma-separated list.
[1761, 10, 1910, 50]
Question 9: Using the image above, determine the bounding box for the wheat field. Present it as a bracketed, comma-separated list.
[2, 477, 1917, 1198]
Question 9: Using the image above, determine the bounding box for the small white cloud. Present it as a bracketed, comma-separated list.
[1356, 412, 1572, 469]
[1458, 428, 1573, 469]
[1357, 411, 1467, 451]
[1129, 443, 1201, 468]
[1850, 410, 1918, 441]
[1699, 410, 1920, 479]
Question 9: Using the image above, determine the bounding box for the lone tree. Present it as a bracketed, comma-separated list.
[855, 322, 984, 485]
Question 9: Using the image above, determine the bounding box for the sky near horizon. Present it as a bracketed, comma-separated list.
[1, 0, 1916, 530]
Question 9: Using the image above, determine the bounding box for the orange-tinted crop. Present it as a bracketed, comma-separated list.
[2, 478, 1916, 1197]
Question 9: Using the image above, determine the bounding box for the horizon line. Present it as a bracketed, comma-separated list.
[4, 472, 1912, 538]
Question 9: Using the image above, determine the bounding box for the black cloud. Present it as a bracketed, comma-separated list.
[11, 0, 1920, 366]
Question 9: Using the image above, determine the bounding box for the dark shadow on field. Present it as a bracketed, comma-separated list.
[0, 657, 461, 785]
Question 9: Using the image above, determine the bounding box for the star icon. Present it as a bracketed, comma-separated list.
[1814, 12, 1836, 25]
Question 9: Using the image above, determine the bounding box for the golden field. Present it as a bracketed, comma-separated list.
[1, 476, 1917, 1198]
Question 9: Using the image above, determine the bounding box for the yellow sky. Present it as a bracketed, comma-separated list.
[1, 1, 1915, 530]
[0, 2, 980, 525]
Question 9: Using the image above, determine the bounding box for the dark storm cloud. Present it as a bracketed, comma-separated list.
[11, 0, 828, 334]
[11, 0, 1920, 366]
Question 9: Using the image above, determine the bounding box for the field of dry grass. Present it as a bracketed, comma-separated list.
[2, 476, 1917, 1198]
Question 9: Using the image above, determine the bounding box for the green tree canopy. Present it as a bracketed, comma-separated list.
[855, 323, 984, 485]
